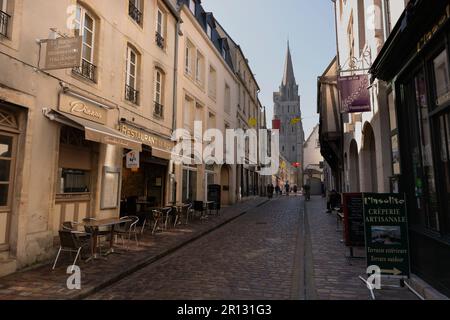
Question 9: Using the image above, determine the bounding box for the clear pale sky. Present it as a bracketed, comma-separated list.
[202, 0, 337, 138]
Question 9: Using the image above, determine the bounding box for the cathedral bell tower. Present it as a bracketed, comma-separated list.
[273, 42, 304, 186]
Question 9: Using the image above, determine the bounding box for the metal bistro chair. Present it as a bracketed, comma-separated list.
[152, 209, 163, 235]
[62, 221, 91, 245]
[82, 218, 110, 256]
[52, 230, 89, 272]
[162, 207, 173, 230]
[193, 201, 205, 221]
[173, 204, 189, 227]
[115, 216, 140, 250]
[172, 206, 181, 228]
[185, 203, 193, 225]
[207, 201, 220, 217]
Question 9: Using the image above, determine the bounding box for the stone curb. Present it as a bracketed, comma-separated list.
[74, 198, 271, 300]
[406, 274, 449, 300]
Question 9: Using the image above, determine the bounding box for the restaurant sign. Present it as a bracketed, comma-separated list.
[343, 193, 365, 248]
[45, 36, 82, 70]
[126, 150, 140, 169]
[59, 94, 107, 125]
[338, 75, 371, 113]
[363, 193, 410, 278]
[417, 4, 450, 54]
[119, 124, 174, 152]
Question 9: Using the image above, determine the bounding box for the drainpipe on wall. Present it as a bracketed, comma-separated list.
[170, 10, 182, 204]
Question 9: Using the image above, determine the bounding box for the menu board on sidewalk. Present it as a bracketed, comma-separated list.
[343, 193, 365, 247]
[363, 193, 410, 278]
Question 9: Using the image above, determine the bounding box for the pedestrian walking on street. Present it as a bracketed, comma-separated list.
[293, 185, 298, 195]
[285, 182, 290, 196]
[303, 184, 311, 201]
[267, 183, 274, 199]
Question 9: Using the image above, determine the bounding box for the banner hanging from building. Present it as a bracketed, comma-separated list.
[338, 75, 371, 113]
[272, 119, 281, 130]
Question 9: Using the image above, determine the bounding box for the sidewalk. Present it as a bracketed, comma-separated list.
[0, 197, 268, 300]
[304, 196, 419, 300]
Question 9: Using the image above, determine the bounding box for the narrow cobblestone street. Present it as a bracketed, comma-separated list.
[88, 195, 419, 300]
[90, 196, 304, 300]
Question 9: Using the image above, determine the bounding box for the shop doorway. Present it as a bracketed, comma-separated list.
[121, 151, 168, 214]
[0, 108, 19, 250]
[349, 139, 360, 192]
[220, 165, 231, 206]
[362, 123, 378, 192]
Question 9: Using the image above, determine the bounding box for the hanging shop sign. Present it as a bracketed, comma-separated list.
[343, 193, 365, 248]
[362, 193, 410, 278]
[45, 36, 82, 70]
[126, 150, 140, 169]
[338, 75, 371, 113]
[59, 94, 107, 125]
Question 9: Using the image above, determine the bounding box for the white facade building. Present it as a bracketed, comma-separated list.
[334, 0, 408, 193]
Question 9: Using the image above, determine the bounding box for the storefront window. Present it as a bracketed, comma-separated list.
[57, 169, 91, 194]
[438, 113, 450, 229]
[182, 168, 197, 202]
[433, 49, 450, 107]
[388, 91, 401, 178]
[391, 135, 400, 175]
[0, 134, 13, 207]
[413, 71, 439, 230]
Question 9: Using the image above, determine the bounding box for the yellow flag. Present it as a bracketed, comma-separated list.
[248, 117, 257, 127]
[290, 117, 302, 125]
[280, 161, 286, 169]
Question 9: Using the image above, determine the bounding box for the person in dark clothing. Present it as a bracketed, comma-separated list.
[328, 190, 341, 212]
[285, 183, 290, 196]
[303, 184, 311, 201]
[293, 185, 298, 195]
[267, 183, 274, 199]
[275, 185, 281, 196]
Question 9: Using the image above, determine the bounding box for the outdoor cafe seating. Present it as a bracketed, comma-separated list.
[52, 199, 221, 270]
[52, 215, 140, 270]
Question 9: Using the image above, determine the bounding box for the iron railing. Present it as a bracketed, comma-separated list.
[125, 85, 139, 105]
[155, 32, 165, 49]
[128, 1, 142, 25]
[154, 102, 164, 118]
[0, 10, 10, 38]
[73, 60, 97, 83]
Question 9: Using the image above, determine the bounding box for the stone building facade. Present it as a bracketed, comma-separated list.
[0, 0, 265, 277]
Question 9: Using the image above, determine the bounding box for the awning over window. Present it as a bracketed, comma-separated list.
[44, 109, 142, 152]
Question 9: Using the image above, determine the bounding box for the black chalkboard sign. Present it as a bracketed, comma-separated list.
[343, 193, 365, 247]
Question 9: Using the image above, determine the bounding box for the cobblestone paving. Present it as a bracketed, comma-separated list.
[306, 196, 418, 300]
[0, 197, 267, 300]
[90, 196, 304, 300]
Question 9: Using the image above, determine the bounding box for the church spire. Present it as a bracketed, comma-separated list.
[282, 41, 296, 86]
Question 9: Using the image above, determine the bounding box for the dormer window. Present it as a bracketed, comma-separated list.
[222, 44, 226, 59]
[189, 0, 196, 15]
[207, 24, 212, 39]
